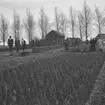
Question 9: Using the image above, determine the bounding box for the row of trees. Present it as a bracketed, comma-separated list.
[0, 1, 105, 46]
[54, 2, 105, 41]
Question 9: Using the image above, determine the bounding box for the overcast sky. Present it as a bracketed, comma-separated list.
[0, 0, 105, 41]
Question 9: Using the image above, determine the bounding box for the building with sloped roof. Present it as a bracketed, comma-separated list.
[95, 34, 105, 40]
[46, 30, 65, 45]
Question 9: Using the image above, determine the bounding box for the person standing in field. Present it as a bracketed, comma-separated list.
[8, 36, 13, 55]
[24, 40, 26, 50]
[21, 39, 26, 51]
[64, 38, 69, 51]
[15, 38, 20, 52]
[90, 38, 97, 52]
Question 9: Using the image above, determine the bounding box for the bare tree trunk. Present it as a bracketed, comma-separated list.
[78, 12, 84, 41]
[86, 28, 88, 40]
[42, 31, 44, 39]
[24, 8, 35, 48]
[3, 32, 5, 46]
[60, 12, 67, 35]
[72, 23, 75, 38]
[54, 7, 62, 32]
[94, 5, 104, 35]
[79, 26, 82, 40]
[39, 7, 49, 39]
[0, 14, 8, 46]
[99, 23, 101, 34]
[85, 22, 88, 40]
[85, 8, 88, 40]
[14, 29, 16, 39]
[28, 31, 30, 48]
[69, 6, 76, 39]
[12, 10, 21, 40]
[83, 1, 92, 41]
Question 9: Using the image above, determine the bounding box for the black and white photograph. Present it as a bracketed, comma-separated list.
[0, 0, 105, 105]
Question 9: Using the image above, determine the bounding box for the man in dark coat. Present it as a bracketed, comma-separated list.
[90, 38, 97, 52]
[21, 39, 26, 51]
[93, 38, 97, 51]
[64, 38, 69, 51]
[15, 38, 20, 52]
[8, 36, 13, 53]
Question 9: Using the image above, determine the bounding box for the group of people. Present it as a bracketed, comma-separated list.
[8, 36, 26, 54]
[64, 38, 79, 51]
[64, 37, 97, 52]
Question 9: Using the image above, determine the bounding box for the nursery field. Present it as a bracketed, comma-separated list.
[0, 49, 105, 105]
